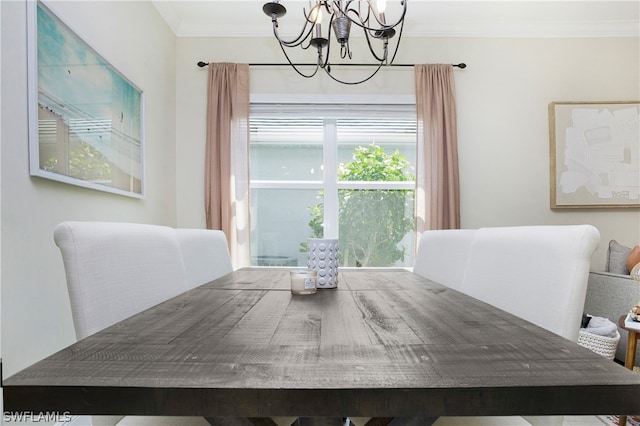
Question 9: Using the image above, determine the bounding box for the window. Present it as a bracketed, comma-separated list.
[250, 103, 416, 267]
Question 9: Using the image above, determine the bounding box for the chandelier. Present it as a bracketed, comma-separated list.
[262, 1, 407, 84]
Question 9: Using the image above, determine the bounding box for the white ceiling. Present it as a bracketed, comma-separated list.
[152, 1, 640, 38]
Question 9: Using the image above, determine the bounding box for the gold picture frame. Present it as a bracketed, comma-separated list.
[549, 101, 640, 209]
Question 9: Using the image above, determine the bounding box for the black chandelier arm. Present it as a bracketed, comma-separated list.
[278, 42, 322, 78]
[323, 60, 385, 85]
[337, 0, 373, 25]
[307, 3, 325, 24]
[387, 18, 405, 64]
[308, 40, 330, 68]
[358, 13, 406, 65]
[299, 31, 320, 51]
[269, 3, 330, 48]
[329, 2, 388, 63]
[271, 17, 315, 48]
[321, 1, 333, 17]
[360, 16, 406, 65]
[321, 18, 334, 67]
[335, 1, 407, 34]
[368, 1, 407, 30]
[257, 0, 416, 84]
[361, 24, 392, 63]
[334, 13, 353, 60]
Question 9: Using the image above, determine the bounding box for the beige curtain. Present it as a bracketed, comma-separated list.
[414, 64, 460, 235]
[205, 63, 251, 268]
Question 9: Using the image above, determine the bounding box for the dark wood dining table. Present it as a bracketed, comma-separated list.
[4, 268, 640, 426]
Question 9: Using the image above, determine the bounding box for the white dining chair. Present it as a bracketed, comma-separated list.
[54, 221, 190, 340]
[459, 225, 600, 343]
[417, 225, 601, 426]
[53, 221, 210, 426]
[176, 228, 233, 288]
[413, 229, 476, 290]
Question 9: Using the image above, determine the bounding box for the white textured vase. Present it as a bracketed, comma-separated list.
[307, 238, 339, 289]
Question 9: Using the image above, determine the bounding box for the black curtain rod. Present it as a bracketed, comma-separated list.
[197, 61, 466, 69]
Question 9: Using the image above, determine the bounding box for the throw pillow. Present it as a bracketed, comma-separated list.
[631, 263, 640, 282]
[607, 240, 632, 275]
[628, 245, 640, 273]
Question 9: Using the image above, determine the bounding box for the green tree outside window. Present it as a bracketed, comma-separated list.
[306, 143, 415, 267]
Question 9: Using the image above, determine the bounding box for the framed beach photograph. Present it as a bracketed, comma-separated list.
[549, 101, 640, 209]
[27, 1, 144, 198]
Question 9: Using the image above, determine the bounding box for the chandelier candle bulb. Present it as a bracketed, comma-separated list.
[290, 270, 317, 295]
[377, 0, 387, 23]
[315, 6, 323, 38]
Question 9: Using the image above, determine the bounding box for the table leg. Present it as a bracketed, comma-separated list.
[620, 330, 639, 426]
[205, 418, 263, 426]
[385, 418, 438, 426]
[203, 418, 435, 426]
[625, 330, 638, 370]
[295, 418, 436, 426]
[296, 419, 353, 425]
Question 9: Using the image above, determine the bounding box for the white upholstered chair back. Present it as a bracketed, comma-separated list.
[176, 228, 233, 289]
[54, 221, 189, 340]
[414, 229, 476, 290]
[460, 225, 600, 342]
[417, 225, 600, 426]
[415, 225, 600, 342]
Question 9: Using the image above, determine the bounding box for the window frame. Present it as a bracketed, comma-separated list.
[249, 95, 417, 266]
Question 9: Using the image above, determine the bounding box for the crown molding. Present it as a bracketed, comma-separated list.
[412, 20, 640, 38]
[153, 1, 639, 39]
[152, 1, 183, 34]
[170, 20, 640, 38]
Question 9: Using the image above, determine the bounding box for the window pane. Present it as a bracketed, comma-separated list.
[249, 103, 417, 269]
[251, 188, 322, 266]
[337, 117, 416, 175]
[250, 118, 323, 181]
[338, 189, 415, 268]
[334, 127, 416, 267]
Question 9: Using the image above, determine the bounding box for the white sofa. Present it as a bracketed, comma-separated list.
[582, 239, 640, 365]
[584, 271, 640, 364]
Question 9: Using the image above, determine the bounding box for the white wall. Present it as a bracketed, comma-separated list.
[1, 0, 177, 377]
[176, 35, 640, 270]
[450, 36, 640, 263]
[1, 0, 638, 385]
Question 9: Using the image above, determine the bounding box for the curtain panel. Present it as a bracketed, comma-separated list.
[414, 64, 461, 235]
[205, 63, 251, 268]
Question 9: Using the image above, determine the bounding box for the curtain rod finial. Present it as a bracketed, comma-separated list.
[197, 61, 209, 68]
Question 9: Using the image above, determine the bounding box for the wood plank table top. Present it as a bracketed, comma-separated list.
[4, 268, 640, 419]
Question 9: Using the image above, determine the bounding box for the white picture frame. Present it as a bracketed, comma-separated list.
[27, 0, 145, 198]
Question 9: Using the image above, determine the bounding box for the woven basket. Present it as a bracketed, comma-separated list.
[578, 329, 620, 360]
